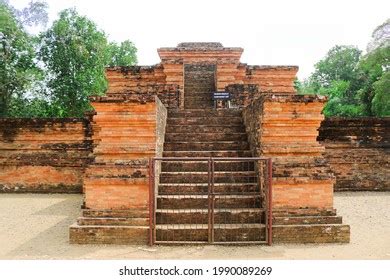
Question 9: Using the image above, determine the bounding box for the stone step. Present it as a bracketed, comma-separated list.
[159, 171, 257, 184]
[157, 194, 261, 209]
[185, 82, 214, 86]
[167, 117, 243, 125]
[184, 93, 214, 98]
[77, 217, 148, 226]
[184, 84, 215, 87]
[168, 109, 241, 118]
[185, 105, 214, 110]
[161, 161, 255, 172]
[165, 133, 247, 142]
[273, 224, 350, 243]
[185, 89, 213, 93]
[158, 183, 259, 195]
[69, 224, 149, 245]
[156, 208, 264, 224]
[165, 125, 245, 134]
[272, 208, 337, 217]
[184, 102, 213, 109]
[163, 150, 253, 157]
[156, 224, 266, 243]
[273, 216, 343, 225]
[164, 141, 249, 151]
[185, 94, 214, 97]
[185, 76, 214, 80]
[185, 74, 214, 78]
[82, 209, 149, 218]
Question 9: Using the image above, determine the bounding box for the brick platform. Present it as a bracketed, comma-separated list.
[67, 42, 351, 245]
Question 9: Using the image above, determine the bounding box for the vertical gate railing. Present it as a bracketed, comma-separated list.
[149, 157, 272, 245]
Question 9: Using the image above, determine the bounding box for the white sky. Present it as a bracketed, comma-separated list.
[10, 0, 390, 79]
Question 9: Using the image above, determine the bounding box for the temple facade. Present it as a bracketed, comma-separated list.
[69, 43, 350, 244]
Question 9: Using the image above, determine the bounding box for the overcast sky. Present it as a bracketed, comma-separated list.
[10, 0, 390, 79]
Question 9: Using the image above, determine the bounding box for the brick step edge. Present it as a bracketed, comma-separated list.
[82, 209, 149, 218]
[69, 223, 149, 245]
[272, 224, 350, 243]
[77, 217, 148, 226]
[68, 224, 350, 244]
[273, 215, 343, 225]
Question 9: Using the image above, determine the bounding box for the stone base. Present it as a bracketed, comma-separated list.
[272, 207, 350, 243]
[273, 224, 350, 243]
[69, 209, 149, 245]
[69, 224, 149, 245]
[69, 208, 350, 245]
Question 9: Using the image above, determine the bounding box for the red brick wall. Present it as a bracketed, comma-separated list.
[83, 94, 166, 210]
[103, 45, 299, 111]
[319, 117, 390, 191]
[243, 94, 334, 209]
[0, 118, 92, 193]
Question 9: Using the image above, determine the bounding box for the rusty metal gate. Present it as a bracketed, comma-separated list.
[149, 157, 272, 245]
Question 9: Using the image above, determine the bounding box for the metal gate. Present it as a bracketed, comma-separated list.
[149, 157, 272, 245]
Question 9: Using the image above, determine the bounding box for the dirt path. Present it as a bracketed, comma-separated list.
[0, 192, 389, 259]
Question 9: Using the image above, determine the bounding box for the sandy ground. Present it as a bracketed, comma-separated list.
[0, 192, 389, 260]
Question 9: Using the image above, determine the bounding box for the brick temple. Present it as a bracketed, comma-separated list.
[68, 42, 350, 244]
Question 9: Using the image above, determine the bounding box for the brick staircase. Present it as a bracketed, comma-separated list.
[184, 64, 216, 109]
[154, 109, 267, 243]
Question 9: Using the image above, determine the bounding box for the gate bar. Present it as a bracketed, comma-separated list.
[210, 158, 215, 243]
[207, 158, 212, 243]
[148, 158, 154, 245]
[267, 158, 273, 246]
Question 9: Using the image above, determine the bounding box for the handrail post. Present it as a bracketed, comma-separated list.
[267, 158, 273, 246]
[207, 158, 212, 243]
[148, 158, 155, 246]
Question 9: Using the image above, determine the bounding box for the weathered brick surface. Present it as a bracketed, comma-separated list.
[70, 94, 167, 244]
[84, 94, 166, 210]
[184, 64, 216, 109]
[273, 224, 350, 243]
[319, 117, 390, 191]
[243, 94, 334, 209]
[0, 118, 92, 193]
[103, 43, 298, 110]
[69, 224, 149, 244]
[242, 93, 350, 243]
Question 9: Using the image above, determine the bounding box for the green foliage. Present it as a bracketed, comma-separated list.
[356, 46, 390, 115]
[296, 78, 317, 95]
[298, 20, 389, 117]
[0, 3, 36, 117]
[371, 71, 390, 116]
[8, 95, 55, 117]
[38, 8, 109, 117]
[311, 45, 362, 89]
[319, 80, 363, 117]
[1, 1, 138, 118]
[107, 40, 137, 67]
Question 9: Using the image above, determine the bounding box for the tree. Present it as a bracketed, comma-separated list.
[371, 71, 390, 116]
[357, 45, 390, 115]
[302, 45, 364, 116]
[39, 8, 109, 117]
[311, 45, 362, 89]
[367, 18, 390, 52]
[107, 40, 137, 67]
[0, 0, 48, 28]
[319, 80, 363, 117]
[0, 3, 36, 117]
